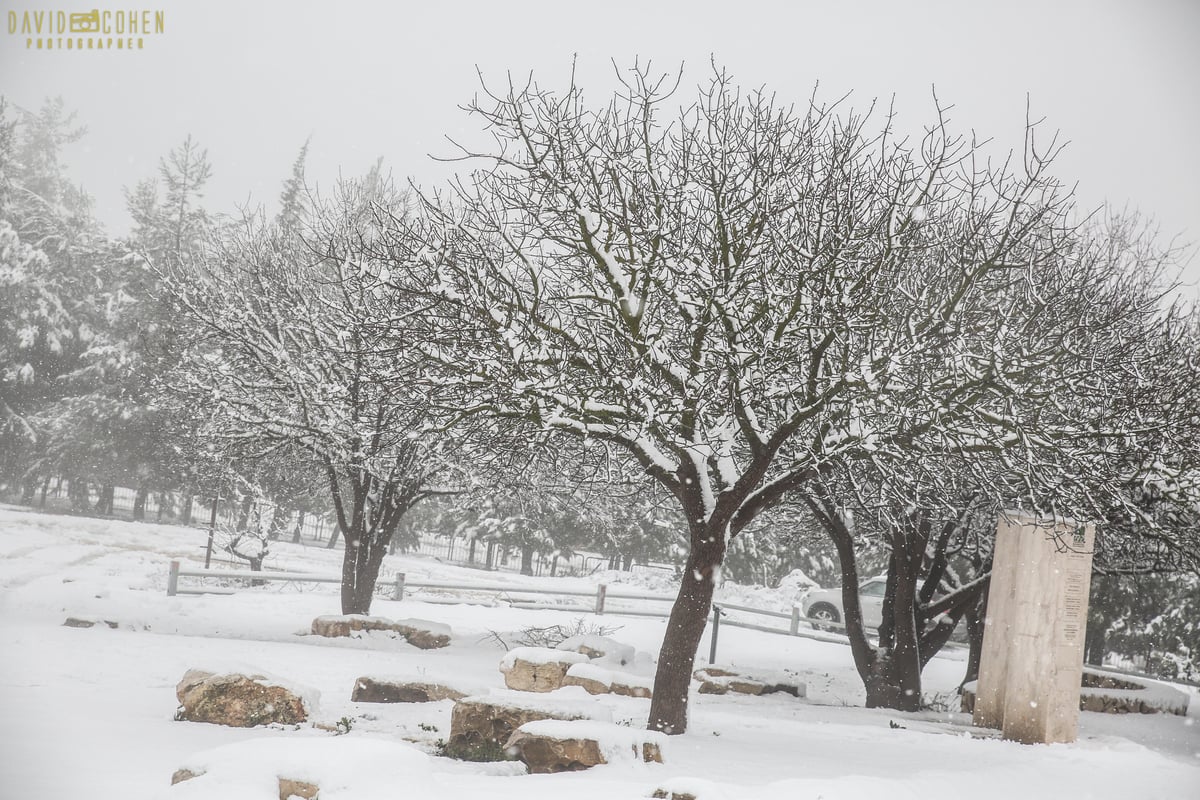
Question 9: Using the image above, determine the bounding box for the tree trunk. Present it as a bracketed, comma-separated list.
[132, 487, 149, 520]
[235, 495, 253, 532]
[68, 479, 90, 511]
[962, 591, 987, 687]
[96, 485, 115, 515]
[520, 545, 535, 576]
[648, 535, 724, 734]
[20, 475, 36, 504]
[468, 538, 477, 565]
[875, 545, 923, 710]
[38, 476, 51, 508]
[267, 505, 290, 541]
[486, 541, 496, 570]
[325, 522, 341, 549]
[1085, 621, 1108, 667]
[339, 523, 393, 615]
[292, 510, 306, 544]
[181, 494, 194, 525]
[550, 555, 559, 577]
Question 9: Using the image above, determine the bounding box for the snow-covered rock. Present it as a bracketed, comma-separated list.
[962, 669, 1190, 716]
[175, 668, 317, 727]
[563, 662, 654, 698]
[166, 735, 435, 798]
[447, 689, 612, 753]
[310, 615, 451, 648]
[693, 666, 805, 698]
[556, 633, 636, 666]
[350, 676, 466, 703]
[506, 719, 666, 773]
[499, 646, 589, 691]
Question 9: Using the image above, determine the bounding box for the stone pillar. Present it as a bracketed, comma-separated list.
[973, 512, 1094, 744]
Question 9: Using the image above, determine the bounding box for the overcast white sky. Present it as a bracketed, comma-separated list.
[3, 0, 1199, 293]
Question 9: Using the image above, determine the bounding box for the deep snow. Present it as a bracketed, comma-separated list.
[0, 504, 1197, 798]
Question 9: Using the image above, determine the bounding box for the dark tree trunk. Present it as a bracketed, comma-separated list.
[267, 506, 290, 541]
[550, 555, 559, 577]
[622, 553, 633, 571]
[132, 487, 149, 520]
[38, 476, 51, 508]
[339, 523, 393, 615]
[485, 541, 497, 570]
[648, 534, 724, 735]
[68, 479, 90, 511]
[1085, 621, 1108, 667]
[292, 510, 306, 544]
[96, 485, 115, 515]
[467, 538, 477, 565]
[235, 495, 253, 532]
[181, 494, 194, 525]
[20, 475, 36, 504]
[520, 545, 535, 576]
[962, 590, 987, 687]
[860, 545, 922, 711]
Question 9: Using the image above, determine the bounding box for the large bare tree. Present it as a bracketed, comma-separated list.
[166, 176, 459, 614]
[388, 64, 1184, 732]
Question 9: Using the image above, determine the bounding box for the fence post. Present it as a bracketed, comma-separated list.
[393, 572, 406, 602]
[709, 604, 721, 663]
[167, 560, 179, 596]
[790, 604, 801, 635]
[204, 496, 218, 569]
[595, 584, 607, 615]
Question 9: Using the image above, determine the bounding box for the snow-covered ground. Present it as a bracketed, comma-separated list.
[1, 504, 1197, 799]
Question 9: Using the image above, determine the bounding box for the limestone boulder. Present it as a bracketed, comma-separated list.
[693, 666, 805, 698]
[175, 669, 311, 727]
[556, 634, 636, 666]
[170, 769, 202, 785]
[962, 670, 1189, 717]
[351, 677, 465, 703]
[63, 617, 119, 629]
[505, 719, 664, 774]
[172, 768, 317, 799]
[393, 619, 451, 650]
[311, 614, 396, 637]
[561, 668, 610, 695]
[310, 615, 451, 649]
[277, 778, 320, 799]
[447, 692, 610, 753]
[499, 647, 590, 692]
[562, 662, 654, 699]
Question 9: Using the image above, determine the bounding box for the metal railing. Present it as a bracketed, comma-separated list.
[166, 561, 674, 616]
[164, 561, 856, 659]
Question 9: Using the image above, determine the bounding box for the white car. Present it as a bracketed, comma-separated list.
[800, 577, 888, 629]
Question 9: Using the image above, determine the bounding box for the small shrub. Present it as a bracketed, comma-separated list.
[436, 738, 515, 762]
[514, 617, 623, 649]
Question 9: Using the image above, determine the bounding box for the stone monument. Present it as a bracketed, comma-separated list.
[973, 512, 1094, 744]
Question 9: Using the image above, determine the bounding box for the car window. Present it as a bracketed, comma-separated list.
[860, 580, 887, 597]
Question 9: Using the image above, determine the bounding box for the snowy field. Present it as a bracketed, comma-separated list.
[1, 504, 1197, 799]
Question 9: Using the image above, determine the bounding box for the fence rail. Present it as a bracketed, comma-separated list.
[164, 561, 866, 662]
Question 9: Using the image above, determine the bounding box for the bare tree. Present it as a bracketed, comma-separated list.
[165, 176, 460, 614]
[389, 63, 1188, 731]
